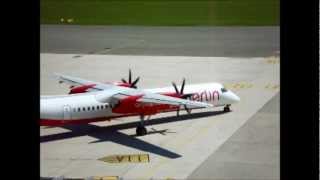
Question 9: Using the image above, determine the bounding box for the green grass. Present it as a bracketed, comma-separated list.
[40, 0, 279, 26]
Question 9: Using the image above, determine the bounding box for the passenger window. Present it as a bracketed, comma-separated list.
[78, 108, 81, 112]
[88, 107, 90, 111]
[92, 106, 95, 110]
[101, 105, 104, 109]
[105, 104, 108, 108]
[97, 106, 100, 110]
[83, 107, 86, 111]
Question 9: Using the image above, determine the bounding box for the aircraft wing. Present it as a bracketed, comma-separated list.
[95, 87, 213, 109]
[55, 73, 213, 109]
[137, 93, 213, 109]
[54, 73, 113, 91]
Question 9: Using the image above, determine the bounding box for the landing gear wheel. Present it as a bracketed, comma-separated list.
[136, 125, 147, 136]
[224, 105, 231, 112]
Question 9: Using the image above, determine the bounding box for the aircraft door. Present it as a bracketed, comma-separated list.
[63, 105, 72, 120]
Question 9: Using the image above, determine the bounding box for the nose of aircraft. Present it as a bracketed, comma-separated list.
[227, 91, 240, 104]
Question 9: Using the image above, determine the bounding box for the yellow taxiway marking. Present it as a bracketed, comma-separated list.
[272, 85, 280, 90]
[265, 56, 280, 64]
[224, 82, 279, 91]
[98, 154, 149, 163]
[93, 176, 118, 180]
[224, 82, 253, 90]
[265, 83, 280, 90]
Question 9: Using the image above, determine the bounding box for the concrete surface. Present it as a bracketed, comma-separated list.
[189, 92, 280, 180]
[41, 25, 279, 57]
[40, 54, 279, 179]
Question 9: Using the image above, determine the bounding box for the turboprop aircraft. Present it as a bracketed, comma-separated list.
[40, 70, 240, 136]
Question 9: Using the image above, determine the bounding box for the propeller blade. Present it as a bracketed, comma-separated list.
[121, 78, 127, 83]
[172, 82, 179, 94]
[131, 77, 140, 87]
[180, 78, 185, 94]
[129, 69, 132, 84]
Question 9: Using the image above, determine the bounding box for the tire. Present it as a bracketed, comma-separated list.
[136, 126, 147, 136]
[224, 106, 230, 112]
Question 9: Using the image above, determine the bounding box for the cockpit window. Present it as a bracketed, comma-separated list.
[221, 88, 228, 93]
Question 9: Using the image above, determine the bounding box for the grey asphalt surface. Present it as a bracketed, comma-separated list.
[189, 92, 280, 180]
[41, 25, 279, 57]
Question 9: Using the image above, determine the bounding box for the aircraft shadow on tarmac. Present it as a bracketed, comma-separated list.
[40, 110, 227, 159]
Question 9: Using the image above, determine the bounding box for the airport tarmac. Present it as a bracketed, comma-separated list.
[40, 53, 279, 179]
[41, 25, 279, 57]
[189, 92, 279, 179]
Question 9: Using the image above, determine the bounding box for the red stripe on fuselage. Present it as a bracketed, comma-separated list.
[40, 105, 180, 127]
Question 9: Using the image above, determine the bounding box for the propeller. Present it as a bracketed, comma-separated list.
[121, 69, 140, 89]
[172, 78, 193, 116]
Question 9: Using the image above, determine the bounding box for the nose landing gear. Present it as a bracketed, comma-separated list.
[136, 115, 148, 136]
[224, 104, 231, 112]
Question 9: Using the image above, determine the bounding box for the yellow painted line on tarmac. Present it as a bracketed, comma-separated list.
[265, 56, 280, 64]
[272, 85, 280, 90]
[233, 83, 241, 89]
[93, 176, 118, 180]
[265, 83, 280, 90]
[98, 154, 149, 164]
[224, 82, 253, 90]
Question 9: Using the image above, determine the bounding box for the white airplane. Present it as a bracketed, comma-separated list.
[40, 70, 240, 136]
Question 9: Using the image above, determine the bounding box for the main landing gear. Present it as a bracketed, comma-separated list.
[224, 104, 231, 112]
[136, 115, 150, 136]
[136, 124, 147, 136]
